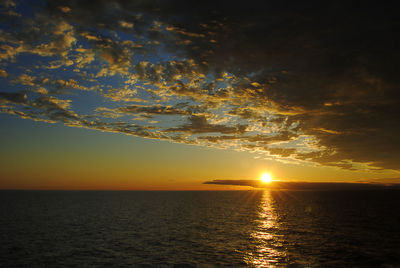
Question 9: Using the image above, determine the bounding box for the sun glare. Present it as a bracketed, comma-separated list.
[261, 173, 273, 183]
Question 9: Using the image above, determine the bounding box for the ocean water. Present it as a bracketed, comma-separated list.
[0, 190, 399, 267]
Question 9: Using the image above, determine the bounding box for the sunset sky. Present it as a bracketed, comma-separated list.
[1, 0, 399, 190]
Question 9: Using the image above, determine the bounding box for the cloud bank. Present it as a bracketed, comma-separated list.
[1, 0, 400, 171]
[203, 180, 400, 190]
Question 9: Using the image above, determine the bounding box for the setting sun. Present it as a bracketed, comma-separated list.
[261, 173, 273, 183]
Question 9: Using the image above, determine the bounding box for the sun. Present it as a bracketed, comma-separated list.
[260, 173, 273, 183]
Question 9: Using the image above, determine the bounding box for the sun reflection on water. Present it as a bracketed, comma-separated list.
[245, 190, 286, 266]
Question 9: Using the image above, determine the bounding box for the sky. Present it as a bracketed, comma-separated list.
[1, 0, 400, 190]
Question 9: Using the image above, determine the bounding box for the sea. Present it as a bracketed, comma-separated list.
[0, 190, 399, 267]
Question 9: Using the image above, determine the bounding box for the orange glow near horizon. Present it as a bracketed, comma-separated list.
[2, 114, 400, 191]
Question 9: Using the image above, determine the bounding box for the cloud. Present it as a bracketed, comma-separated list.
[118, 104, 191, 117]
[119, 21, 133, 29]
[167, 115, 247, 134]
[204, 180, 263, 188]
[1, 0, 400, 172]
[123, 0, 400, 170]
[0, 69, 7, 77]
[0, 91, 27, 104]
[204, 180, 400, 190]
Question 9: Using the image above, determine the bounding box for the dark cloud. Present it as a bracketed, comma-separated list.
[0, 91, 27, 104]
[1, 92, 79, 123]
[204, 180, 263, 188]
[31, 96, 79, 122]
[204, 180, 400, 190]
[124, 0, 400, 170]
[118, 104, 190, 117]
[1, 0, 400, 171]
[167, 115, 247, 134]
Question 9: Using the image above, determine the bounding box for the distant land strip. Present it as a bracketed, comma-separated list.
[203, 180, 400, 190]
